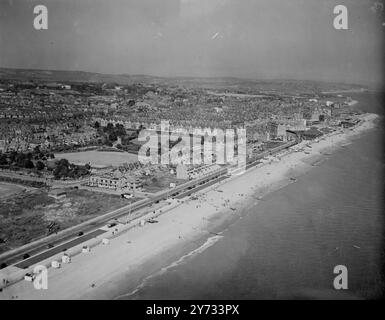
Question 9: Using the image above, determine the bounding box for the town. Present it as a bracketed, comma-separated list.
[0, 0, 382, 302]
[0, 69, 364, 276]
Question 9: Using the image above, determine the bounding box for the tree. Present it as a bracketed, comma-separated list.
[57, 159, 70, 167]
[53, 159, 70, 179]
[115, 123, 126, 136]
[15, 153, 26, 167]
[24, 159, 35, 169]
[9, 151, 17, 163]
[106, 123, 114, 131]
[54, 165, 69, 179]
[108, 132, 117, 142]
[36, 161, 45, 171]
[94, 121, 100, 129]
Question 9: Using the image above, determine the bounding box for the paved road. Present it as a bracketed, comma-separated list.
[15, 229, 107, 269]
[175, 175, 228, 199]
[11, 175, 228, 269]
[0, 201, 142, 267]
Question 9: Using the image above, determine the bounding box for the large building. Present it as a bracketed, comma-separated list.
[187, 164, 222, 180]
[268, 122, 279, 139]
[89, 174, 142, 192]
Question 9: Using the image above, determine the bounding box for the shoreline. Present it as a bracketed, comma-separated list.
[0, 113, 379, 300]
[0, 182, 35, 200]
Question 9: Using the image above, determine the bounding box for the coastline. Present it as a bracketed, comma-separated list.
[0, 182, 27, 200]
[0, 113, 379, 300]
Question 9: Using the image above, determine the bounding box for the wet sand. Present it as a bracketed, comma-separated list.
[0, 182, 26, 200]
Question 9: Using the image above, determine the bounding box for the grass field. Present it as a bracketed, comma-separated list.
[0, 188, 130, 254]
[54, 150, 138, 167]
[0, 183, 25, 199]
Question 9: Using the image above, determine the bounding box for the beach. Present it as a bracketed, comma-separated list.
[54, 150, 138, 167]
[0, 113, 378, 300]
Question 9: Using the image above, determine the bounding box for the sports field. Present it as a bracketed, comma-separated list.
[0, 182, 25, 199]
[54, 151, 138, 167]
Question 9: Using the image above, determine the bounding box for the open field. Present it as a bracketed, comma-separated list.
[54, 151, 138, 167]
[0, 188, 130, 254]
[0, 113, 377, 299]
[0, 183, 25, 200]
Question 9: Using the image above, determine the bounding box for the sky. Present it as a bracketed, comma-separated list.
[0, 0, 384, 87]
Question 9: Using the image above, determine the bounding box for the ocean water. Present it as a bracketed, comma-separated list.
[117, 92, 384, 300]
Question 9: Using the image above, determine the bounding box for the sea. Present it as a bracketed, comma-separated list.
[116, 92, 384, 300]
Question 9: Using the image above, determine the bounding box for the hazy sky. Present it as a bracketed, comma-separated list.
[0, 0, 384, 86]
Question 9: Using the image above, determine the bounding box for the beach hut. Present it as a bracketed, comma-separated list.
[139, 219, 146, 227]
[102, 238, 110, 245]
[62, 255, 71, 264]
[51, 260, 61, 269]
[48, 189, 67, 200]
[82, 246, 91, 253]
[24, 273, 34, 282]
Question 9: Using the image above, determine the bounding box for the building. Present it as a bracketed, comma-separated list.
[187, 164, 221, 180]
[298, 128, 323, 140]
[89, 174, 142, 191]
[0, 140, 6, 152]
[286, 119, 307, 131]
[268, 122, 278, 139]
[277, 124, 288, 141]
[247, 141, 264, 157]
[89, 176, 119, 189]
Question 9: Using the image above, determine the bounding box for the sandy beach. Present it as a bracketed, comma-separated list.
[0, 113, 378, 300]
[0, 183, 26, 200]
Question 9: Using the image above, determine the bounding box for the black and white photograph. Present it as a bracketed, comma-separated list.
[0, 0, 384, 305]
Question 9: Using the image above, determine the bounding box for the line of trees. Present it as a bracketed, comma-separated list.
[53, 159, 90, 180]
[0, 148, 90, 180]
[94, 121, 138, 148]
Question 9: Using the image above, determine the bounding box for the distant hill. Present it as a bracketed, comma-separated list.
[0, 67, 366, 93]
